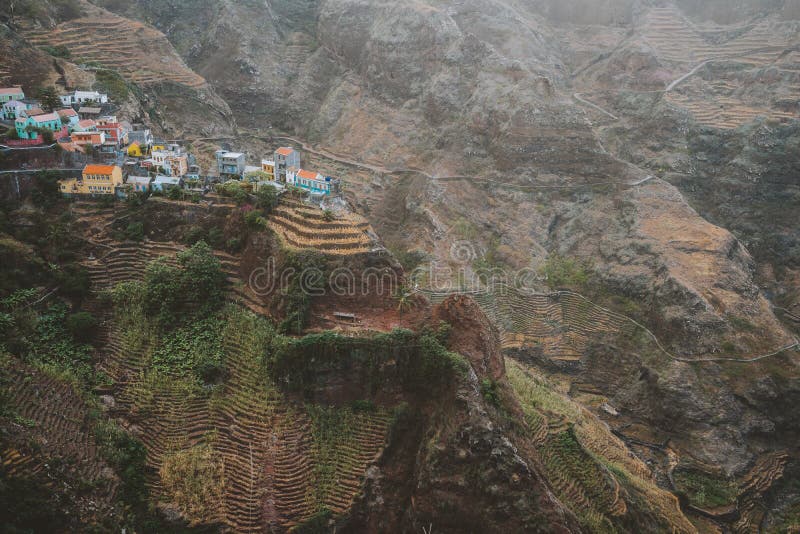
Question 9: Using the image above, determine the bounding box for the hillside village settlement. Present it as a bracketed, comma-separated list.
[0, 85, 342, 199]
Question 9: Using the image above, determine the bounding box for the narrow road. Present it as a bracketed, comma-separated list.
[0, 142, 57, 150]
[0, 168, 82, 174]
[665, 59, 712, 92]
[572, 93, 619, 120]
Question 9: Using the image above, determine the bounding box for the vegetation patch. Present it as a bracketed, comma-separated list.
[151, 317, 225, 384]
[673, 469, 738, 509]
[160, 442, 224, 524]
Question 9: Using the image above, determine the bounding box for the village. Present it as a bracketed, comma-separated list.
[1, 85, 341, 200]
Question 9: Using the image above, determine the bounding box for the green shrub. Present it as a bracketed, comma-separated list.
[125, 222, 144, 241]
[255, 186, 278, 213]
[673, 470, 737, 508]
[244, 210, 268, 229]
[93, 69, 129, 101]
[218, 181, 249, 205]
[65, 311, 96, 343]
[541, 255, 591, 289]
[292, 508, 333, 534]
[57, 265, 90, 299]
[481, 378, 501, 407]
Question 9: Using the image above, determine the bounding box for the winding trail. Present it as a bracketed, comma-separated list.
[422, 285, 799, 364]
[573, 93, 619, 120]
[209, 131, 649, 190]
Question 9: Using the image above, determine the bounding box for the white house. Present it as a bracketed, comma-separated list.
[286, 168, 340, 196]
[60, 90, 109, 107]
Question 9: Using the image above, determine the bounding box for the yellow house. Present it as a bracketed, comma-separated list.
[127, 142, 143, 157]
[59, 164, 124, 196]
[261, 159, 275, 180]
[151, 141, 166, 153]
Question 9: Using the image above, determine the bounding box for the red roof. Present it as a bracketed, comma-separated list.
[57, 108, 78, 117]
[0, 87, 23, 96]
[276, 147, 295, 156]
[78, 119, 95, 128]
[83, 164, 117, 175]
[297, 169, 320, 180]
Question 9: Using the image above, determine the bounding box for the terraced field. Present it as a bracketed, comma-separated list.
[0, 360, 120, 523]
[642, 6, 797, 65]
[507, 360, 694, 532]
[426, 287, 636, 362]
[733, 452, 790, 534]
[641, 6, 800, 128]
[269, 198, 374, 256]
[69, 201, 391, 530]
[666, 91, 798, 129]
[20, 13, 206, 89]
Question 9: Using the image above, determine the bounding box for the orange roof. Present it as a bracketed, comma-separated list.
[276, 147, 295, 156]
[83, 164, 117, 175]
[297, 169, 319, 180]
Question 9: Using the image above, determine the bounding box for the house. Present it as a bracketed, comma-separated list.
[260, 159, 276, 180]
[128, 128, 153, 151]
[152, 174, 183, 192]
[74, 119, 97, 132]
[59, 164, 123, 196]
[274, 147, 300, 182]
[1, 99, 37, 120]
[127, 142, 144, 157]
[78, 106, 102, 120]
[126, 175, 152, 193]
[24, 107, 45, 118]
[72, 131, 106, 148]
[216, 150, 246, 178]
[286, 168, 340, 196]
[97, 120, 126, 147]
[152, 144, 188, 176]
[60, 90, 108, 107]
[15, 113, 64, 140]
[56, 108, 79, 130]
[0, 87, 25, 104]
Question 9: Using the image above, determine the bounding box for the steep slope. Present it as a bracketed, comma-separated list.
[1, 0, 235, 140]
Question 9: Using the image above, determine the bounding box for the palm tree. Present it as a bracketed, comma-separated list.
[394, 285, 419, 315]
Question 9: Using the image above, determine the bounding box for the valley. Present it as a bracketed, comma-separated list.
[1, 0, 799, 532]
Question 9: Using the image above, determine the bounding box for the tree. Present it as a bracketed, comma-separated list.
[177, 241, 226, 309]
[255, 186, 278, 213]
[36, 86, 62, 112]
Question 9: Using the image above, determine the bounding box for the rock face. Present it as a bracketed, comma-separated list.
[433, 294, 505, 381]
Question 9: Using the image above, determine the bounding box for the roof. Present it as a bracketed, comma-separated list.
[126, 175, 151, 184]
[57, 108, 78, 117]
[30, 112, 60, 122]
[0, 87, 24, 96]
[78, 107, 102, 113]
[3, 100, 23, 107]
[297, 169, 321, 180]
[261, 159, 275, 166]
[83, 164, 118, 175]
[26, 108, 45, 117]
[276, 147, 295, 156]
[154, 175, 181, 184]
[78, 119, 96, 128]
[221, 152, 243, 158]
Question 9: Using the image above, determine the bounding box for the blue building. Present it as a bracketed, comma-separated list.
[15, 112, 64, 140]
